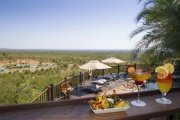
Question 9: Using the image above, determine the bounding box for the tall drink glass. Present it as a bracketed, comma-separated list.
[156, 74, 173, 104]
[128, 69, 151, 107]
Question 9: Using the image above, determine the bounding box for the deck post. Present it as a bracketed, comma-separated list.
[47, 86, 51, 101]
[118, 64, 120, 73]
[50, 83, 54, 101]
[134, 63, 137, 70]
[59, 83, 62, 98]
[81, 72, 84, 83]
[79, 72, 82, 85]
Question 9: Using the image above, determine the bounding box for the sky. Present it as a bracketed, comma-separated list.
[0, 0, 144, 50]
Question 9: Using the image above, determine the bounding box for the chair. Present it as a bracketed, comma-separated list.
[60, 81, 72, 99]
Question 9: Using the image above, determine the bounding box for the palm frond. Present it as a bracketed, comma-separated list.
[130, 24, 157, 39]
[131, 0, 180, 64]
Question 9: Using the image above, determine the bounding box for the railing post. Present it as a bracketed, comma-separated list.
[85, 71, 88, 81]
[59, 83, 62, 98]
[134, 63, 137, 70]
[47, 86, 51, 101]
[118, 64, 120, 73]
[82, 72, 84, 82]
[50, 83, 54, 101]
[79, 72, 82, 85]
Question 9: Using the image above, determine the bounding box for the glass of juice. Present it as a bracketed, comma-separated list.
[156, 74, 173, 104]
[128, 68, 151, 107]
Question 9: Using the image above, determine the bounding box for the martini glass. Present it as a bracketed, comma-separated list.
[128, 69, 151, 107]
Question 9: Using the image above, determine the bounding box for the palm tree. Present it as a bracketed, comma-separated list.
[173, 0, 180, 4]
[131, 0, 180, 64]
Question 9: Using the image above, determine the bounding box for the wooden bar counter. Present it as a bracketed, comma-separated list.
[0, 89, 180, 120]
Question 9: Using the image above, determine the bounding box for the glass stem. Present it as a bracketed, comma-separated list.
[137, 85, 141, 103]
[162, 93, 167, 100]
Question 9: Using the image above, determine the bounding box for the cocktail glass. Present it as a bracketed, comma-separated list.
[156, 74, 173, 104]
[128, 70, 151, 107]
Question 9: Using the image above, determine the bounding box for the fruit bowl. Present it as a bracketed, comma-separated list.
[90, 103, 130, 114]
[89, 91, 130, 114]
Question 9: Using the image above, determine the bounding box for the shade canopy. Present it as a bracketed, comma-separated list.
[79, 60, 111, 70]
[101, 57, 125, 64]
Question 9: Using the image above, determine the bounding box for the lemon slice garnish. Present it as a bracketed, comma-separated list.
[164, 63, 174, 74]
[155, 66, 169, 79]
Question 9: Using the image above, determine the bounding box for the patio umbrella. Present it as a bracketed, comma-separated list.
[101, 57, 125, 64]
[79, 60, 111, 70]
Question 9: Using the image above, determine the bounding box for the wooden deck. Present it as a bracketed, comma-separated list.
[69, 78, 155, 100]
[0, 88, 180, 120]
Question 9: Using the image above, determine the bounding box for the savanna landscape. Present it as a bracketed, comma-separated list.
[0, 49, 134, 105]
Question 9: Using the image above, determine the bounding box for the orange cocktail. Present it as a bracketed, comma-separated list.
[128, 67, 151, 107]
[156, 74, 173, 94]
[129, 72, 151, 85]
[155, 63, 174, 104]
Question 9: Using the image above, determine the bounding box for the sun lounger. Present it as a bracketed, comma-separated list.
[71, 85, 102, 96]
[91, 79, 107, 85]
[81, 85, 102, 94]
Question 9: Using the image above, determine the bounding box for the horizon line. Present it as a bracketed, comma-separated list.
[0, 48, 134, 51]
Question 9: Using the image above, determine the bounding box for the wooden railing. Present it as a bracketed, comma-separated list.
[2, 88, 180, 120]
[31, 63, 137, 103]
[31, 88, 50, 103]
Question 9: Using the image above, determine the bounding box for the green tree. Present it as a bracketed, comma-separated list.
[131, 0, 180, 64]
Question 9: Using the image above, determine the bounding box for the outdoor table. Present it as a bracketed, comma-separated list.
[0, 88, 180, 120]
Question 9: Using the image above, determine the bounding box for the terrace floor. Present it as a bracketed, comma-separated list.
[69, 76, 157, 100]
[66, 72, 180, 101]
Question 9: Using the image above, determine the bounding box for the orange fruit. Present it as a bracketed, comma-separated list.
[127, 67, 136, 73]
[155, 66, 169, 79]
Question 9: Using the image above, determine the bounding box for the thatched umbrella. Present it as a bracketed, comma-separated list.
[102, 57, 125, 64]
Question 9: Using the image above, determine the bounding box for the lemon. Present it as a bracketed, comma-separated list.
[155, 66, 169, 79]
[164, 63, 174, 74]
